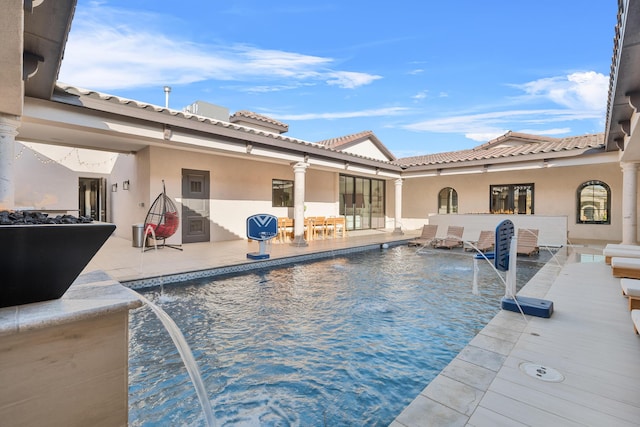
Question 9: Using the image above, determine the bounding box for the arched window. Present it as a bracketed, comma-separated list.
[577, 180, 610, 224]
[438, 187, 458, 214]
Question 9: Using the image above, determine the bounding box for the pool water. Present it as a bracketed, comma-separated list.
[128, 245, 548, 426]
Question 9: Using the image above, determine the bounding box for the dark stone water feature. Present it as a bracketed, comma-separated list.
[0, 210, 115, 308]
[0, 210, 93, 225]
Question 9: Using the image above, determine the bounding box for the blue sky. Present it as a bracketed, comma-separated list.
[59, 1, 617, 158]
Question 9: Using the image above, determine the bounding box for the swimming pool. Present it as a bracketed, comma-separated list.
[128, 245, 548, 426]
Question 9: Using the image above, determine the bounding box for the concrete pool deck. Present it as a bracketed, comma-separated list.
[83, 231, 640, 426]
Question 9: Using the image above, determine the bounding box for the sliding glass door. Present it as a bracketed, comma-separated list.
[339, 175, 385, 230]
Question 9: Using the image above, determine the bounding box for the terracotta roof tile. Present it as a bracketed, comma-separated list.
[52, 84, 402, 167]
[317, 130, 375, 149]
[316, 130, 396, 161]
[229, 110, 289, 132]
[394, 133, 605, 167]
[53, 84, 605, 172]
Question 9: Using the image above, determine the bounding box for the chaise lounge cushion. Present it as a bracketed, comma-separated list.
[603, 245, 640, 264]
[620, 278, 640, 297]
[605, 244, 640, 250]
[611, 257, 640, 279]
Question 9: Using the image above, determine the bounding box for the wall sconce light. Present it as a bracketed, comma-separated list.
[163, 124, 172, 140]
[123, 180, 130, 190]
[111, 183, 118, 192]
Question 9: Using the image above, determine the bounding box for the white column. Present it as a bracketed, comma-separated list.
[393, 178, 403, 235]
[621, 162, 638, 245]
[291, 162, 309, 246]
[0, 114, 20, 210]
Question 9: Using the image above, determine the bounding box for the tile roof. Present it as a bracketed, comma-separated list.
[316, 130, 396, 161]
[229, 110, 289, 132]
[51, 84, 402, 168]
[51, 85, 607, 172]
[317, 130, 375, 149]
[604, 0, 640, 152]
[394, 132, 605, 167]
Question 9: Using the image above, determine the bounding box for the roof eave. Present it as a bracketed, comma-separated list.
[23, 0, 77, 100]
[605, 0, 640, 152]
[44, 88, 404, 172]
[399, 146, 607, 172]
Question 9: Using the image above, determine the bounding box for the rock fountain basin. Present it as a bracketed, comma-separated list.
[0, 221, 115, 308]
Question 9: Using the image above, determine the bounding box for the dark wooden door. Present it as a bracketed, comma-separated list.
[181, 169, 210, 243]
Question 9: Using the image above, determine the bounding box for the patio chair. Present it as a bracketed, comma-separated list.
[143, 180, 182, 251]
[465, 230, 495, 252]
[311, 216, 326, 239]
[516, 228, 539, 256]
[408, 224, 438, 247]
[277, 217, 293, 243]
[333, 216, 346, 238]
[612, 257, 640, 280]
[433, 225, 464, 249]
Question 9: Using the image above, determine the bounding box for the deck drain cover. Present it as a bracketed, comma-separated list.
[519, 362, 564, 382]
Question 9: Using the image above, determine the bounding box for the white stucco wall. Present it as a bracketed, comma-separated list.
[147, 147, 341, 243]
[340, 139, 389, 161]
[400, 161, 624, 242]
[14, 142, 112, 213]
[109, 152, 142, 239]
[13, 139, 632, 246]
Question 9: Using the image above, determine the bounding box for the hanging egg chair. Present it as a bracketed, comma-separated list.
[143, 180, 182, 251]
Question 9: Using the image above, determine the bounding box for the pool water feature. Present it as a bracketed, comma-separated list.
[132, 291, 216, 426]
[128, 245, 549, 426]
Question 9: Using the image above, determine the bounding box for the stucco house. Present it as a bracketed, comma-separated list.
[1, 0, 640, 249]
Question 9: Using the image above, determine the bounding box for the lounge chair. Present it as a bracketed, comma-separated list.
[633, 310, 640, 334]
[433, 225, 464, 249]
[620, 278, 640, 310]
[465, 230, 495, 252]
[516, 228, 539, 256]
[611, 257, 640, 279]
[603, 244, 640, 264]
[408, 224, 438, 247]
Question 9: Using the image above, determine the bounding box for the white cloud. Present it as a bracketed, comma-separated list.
[518, 128, 572, 136]
[402, 109, 596, 141]
[325, 71, 382, 89]
[272, 107, 409, 121]
[59, 5, 380, 91]
[465, 132, 508, 142]
[412, 90, 428, 101]
[401, 71, 608, 143]
[514, 71, 609, 112]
